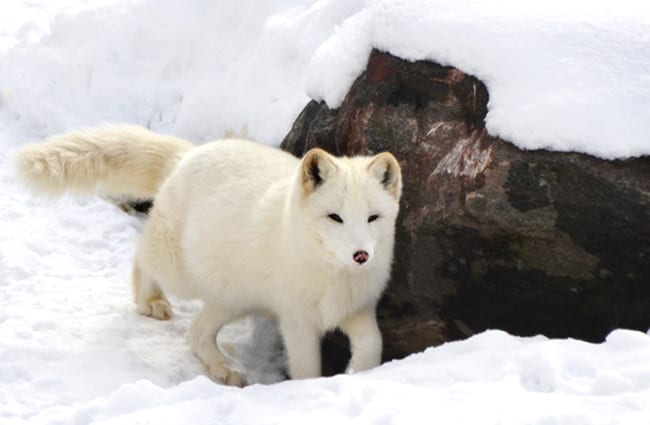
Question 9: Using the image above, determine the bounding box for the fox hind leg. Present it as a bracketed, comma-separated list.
[131, 264, 173, 320]
[189, 305, 246, 386]
[131, 206, 180, 321]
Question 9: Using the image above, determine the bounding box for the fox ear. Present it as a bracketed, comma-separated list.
[301, 148, 338, 194]
[368, 152, 402, 200]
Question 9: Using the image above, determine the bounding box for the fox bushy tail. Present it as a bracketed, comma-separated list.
[15, 125, 194, 199]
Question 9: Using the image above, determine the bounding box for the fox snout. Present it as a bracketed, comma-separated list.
[353, 250, 369, 265]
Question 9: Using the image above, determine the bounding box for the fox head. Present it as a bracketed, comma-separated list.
[294, 148, 402, 272]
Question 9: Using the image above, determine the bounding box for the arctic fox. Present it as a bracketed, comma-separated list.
[16, 125, 402, 386]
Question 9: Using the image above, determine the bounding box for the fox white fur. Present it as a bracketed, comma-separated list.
[16, 125, 402, 386]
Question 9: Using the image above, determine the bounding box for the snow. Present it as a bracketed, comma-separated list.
[1, 0, 650, 157]
[305, 0, 650, 159]
[2, 0, 650, 423]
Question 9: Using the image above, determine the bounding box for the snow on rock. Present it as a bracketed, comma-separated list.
[306, 0, 650, 159]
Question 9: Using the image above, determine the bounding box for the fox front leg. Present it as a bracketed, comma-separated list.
[280, 320, 322, 379]
[339, 308, 382, 373]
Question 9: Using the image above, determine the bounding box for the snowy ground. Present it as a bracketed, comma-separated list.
[2, 1, 650, 424]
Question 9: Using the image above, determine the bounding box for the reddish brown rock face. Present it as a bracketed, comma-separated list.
[282, 49, 650, 368]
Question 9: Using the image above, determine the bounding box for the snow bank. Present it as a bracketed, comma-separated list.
[20, 330, 650, 424]
[1, 0, 649, 157]
[0, 0, 354, 145]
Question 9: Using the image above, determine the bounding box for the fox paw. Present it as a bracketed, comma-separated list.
[209, 363, 247, 387]
[137, 298, 173, 320]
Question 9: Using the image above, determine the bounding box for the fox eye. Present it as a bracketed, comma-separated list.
[328, 213, 344, 224]
[368, 214, 380, 223]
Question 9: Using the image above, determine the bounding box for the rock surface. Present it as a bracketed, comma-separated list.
[282, 49, 650, 366]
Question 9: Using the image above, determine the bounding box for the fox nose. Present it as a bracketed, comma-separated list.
[353, 250, 369, 265]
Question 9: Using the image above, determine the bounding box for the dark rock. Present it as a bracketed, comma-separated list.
[281, 49, 650, 365]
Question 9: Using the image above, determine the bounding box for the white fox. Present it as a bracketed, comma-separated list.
[16, 125, 402, 386]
